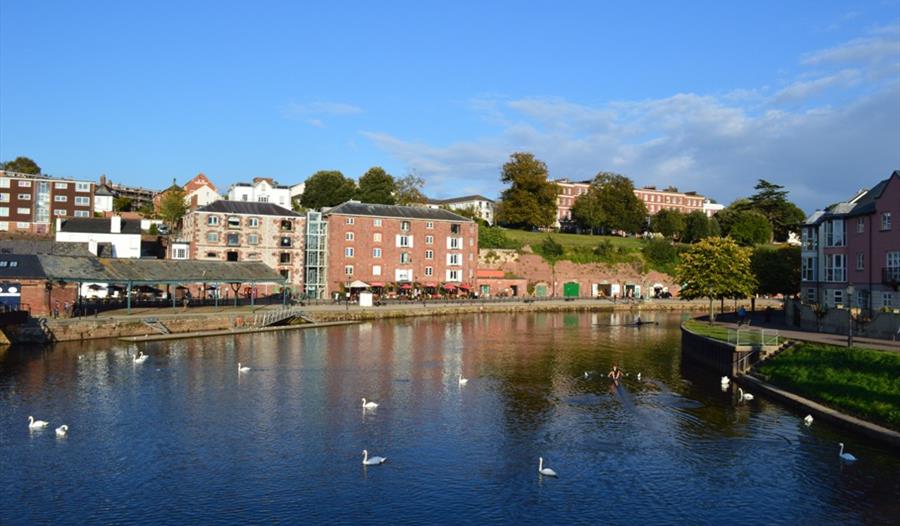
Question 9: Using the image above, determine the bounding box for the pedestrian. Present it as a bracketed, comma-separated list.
[737, 305, 747, 326]
[53, 300, 60, 319]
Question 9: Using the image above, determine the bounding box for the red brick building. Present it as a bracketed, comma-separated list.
[0, 170, 95, 235]
[324, 202, 478, 296]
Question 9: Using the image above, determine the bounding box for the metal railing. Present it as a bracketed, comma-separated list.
[727, 327, 780, 347]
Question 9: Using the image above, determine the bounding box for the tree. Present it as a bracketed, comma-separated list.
[650, 209, 686, 239]
[747, 180, 806, 242]
[395, 172, 426, 205]
[539, 235, 564, 260]
[591, 172, 647, 233]
[570, 191, 605, 233]
[113, 197, 133, 212]
[495, 152, 557, 229]
[1, 156, 41, 174]
[158, 188, 188, 226]
[682, 211, 713, 243]
[728, 210, 772, 246]
[752, 245, 800, 297]
[675, 237, 757, 322]
[357, 166, 396, 205]
[301, 170, 357, 209]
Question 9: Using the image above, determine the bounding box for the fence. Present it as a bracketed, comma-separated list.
[727, 327, 780, 347]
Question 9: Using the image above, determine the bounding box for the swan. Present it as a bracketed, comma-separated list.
[583, 371, 589, 379]
[721, 376, 730, 385]
[738, 388, 754, 401]
[538, 457, 557, 477]
[28, 416, 49, 429]
[362, 449, 387, 465]
[133, 352, 148, 363]
[56, 425, 68, 438]
[838, 442, 857, 461]
[458, 374, 468, 386]
[238, 362, 251, 373]
[636, 372, 642, 381]
[362, 398, 379, 409]
[804, 415, 814, 426]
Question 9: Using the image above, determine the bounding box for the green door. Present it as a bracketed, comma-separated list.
[563, 282, 580, 298]
[535, 284, 548, 297]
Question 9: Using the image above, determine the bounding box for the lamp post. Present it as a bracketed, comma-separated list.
[846, 285, 855, 348]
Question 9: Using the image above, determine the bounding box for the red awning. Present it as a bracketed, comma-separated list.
[458, 284, 470, 290]
[442, 283, 457, 290]
[370, 282, 385, 287]
[423, 282, 437, 288]
[399, 283, 413, 289]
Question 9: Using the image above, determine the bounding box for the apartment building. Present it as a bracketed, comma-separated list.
[324, 202, 478, 297]
[97, 175, 156, 210]
[181, 200, 306, 288]
[801, 171, 900, 311]
[0, 170, 95, 234]
[227, 177, 292, 209]
[426, 195, 495, 225]
[553, 179, 591, 227]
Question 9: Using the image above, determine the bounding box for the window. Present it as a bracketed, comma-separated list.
[372, 265, 382, 276]
[280, 269, 290, 280]
[856, 253, 864, 271]
[346, 232, 354, 241]
[824, 254, 846, 282]
[16, 222, 29, 229]
[75, 196, 90, 206]
[16, 207, 29, 215]
[373, 219, 382, 227]
[53, 209, 66, 216]
[257, 196, 268, 203]
[54, 195, 68, 202]
[248, 234, 259, 245]
[425, 266, 433, 276]
[280, 237, 292, 247]
[425, 235, 433, 245]
[450, 223, 461, 234]
[425, 250, 434, 260]
[887, 252, 900, 278]
[207, 216, 219, 226]
[884, 292, 894, 308]
[172, 247, 187, 259]
[0, 178, 8, 188]
[882, 212, 892, 231]
[54, 182, 68, 189]
[345, 247, 354, 257]
[400, 252, 411, 263]
[824, 219, 845, 247]
[857, 217, 865, 233]
[373, 247, 382, 258]
[207, 232, 219, 243]
[280, 252, 291, 264]
[448, 237, 461, 249]
[228, 216, 241, 229]
[0, 193, 7, 203]
[281, 220, 293, 231]
[400, 221, 410, 231]
[832, 289, 843, 307]
[346, 217, 355, 225]
[206, 252, 217, 258]
[76, 182, 91, 192]
[806, 288, 816, 303]
[373, 232, 382, 242]
[345, 265, 353, 276]
[226, 233, 240, 246]
[426, 221, 433, 229]
[802, 227, 817, 250]
[248, 217, 259, 227]
[18, 181, 31, 187]
[446, 269, 461, 282]
[74, 211, 90, 217]
[447, 253, 461, 266]
[0, 207, 7, 217]
[397, 235, 412, 248]
[241, 194, 248, 201]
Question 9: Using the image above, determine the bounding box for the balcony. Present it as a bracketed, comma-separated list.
[883, 267, 900, 286]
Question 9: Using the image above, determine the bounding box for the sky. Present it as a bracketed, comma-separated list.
[1, 1, 898, 213]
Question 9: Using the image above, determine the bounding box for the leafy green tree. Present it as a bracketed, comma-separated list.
[0, 156, 41, 174]
[478, 224, 521, 249]
[301, 170, 358, 209]
[752, 245, 800, 297]
[539, 235, 564, 260]
[138, 202, 155, 217]
[682, 211, 713, 243]
[113, 197, 133, 212]
[495, 152, 557, 229]
[728, 210, 772, 246]
[650, 209, 686, 239]
[356, 166, 396, 204]
[445, 204, 482, 224]
[570, 191, 605, 233]
[158, 188, 188, 226]
[642, 238, 680, 273]
[676, 237, 757, 322]
[395, 173, 427, 205]
[747, 180, 806, 242]
[591, 172, 647, 233]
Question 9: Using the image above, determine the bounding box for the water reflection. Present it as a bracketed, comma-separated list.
[0, 312, 898, 525]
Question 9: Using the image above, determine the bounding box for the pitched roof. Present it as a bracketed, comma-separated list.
[0, 254, 45, 279]
[94, 184, 114, 196]
[325, 201, 474, 222]
[195, 200, 302, 217]
[427, 195, 495, 205]
[31, 255, 285, 283]
[806, 171, 900, 224]
[59, 217, 142, 235]
[0, 239, 95, 256]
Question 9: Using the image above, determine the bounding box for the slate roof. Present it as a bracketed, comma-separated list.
[0, 254, 46, 279]
[805, 171, 899, 225]
[195, 200, 302, 217]
[326, 201, 474, 222]
[0, 239, 94, 256]
[94, 184, 114, 196]
[33, 255, 285, 283]
[59, 217, 142, 235]
[427, 195, 495, 205]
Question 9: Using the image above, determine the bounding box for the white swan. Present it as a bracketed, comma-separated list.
[721, 376, 731, 386]
[583, 371, 589, 379]
[804, 414, 814, 426]
[133, 352, 148, 363]
[56, 425, 68, 438]
[738, 387, 754, 401]
[362, 449, 386, 465]
[838, 442, 857, 461]
[538, 457, 557, 477]
[458, 374, 468, 386]
[238, 362, 251, 373]
[28, 416, 49, 429]
[636, 372, 642, 381]
[362, 398, 379, 409]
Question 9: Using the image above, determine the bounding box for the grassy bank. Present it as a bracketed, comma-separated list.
[682, 319, 775, 346]
[756, 343, 900, 430]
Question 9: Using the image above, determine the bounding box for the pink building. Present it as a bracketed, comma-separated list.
[801, 171, 900, 311]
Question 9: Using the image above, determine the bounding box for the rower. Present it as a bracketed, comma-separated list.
[635, 315, 642, 325]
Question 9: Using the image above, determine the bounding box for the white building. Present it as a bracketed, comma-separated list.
[703, 200, 725, 217]
[183, 173, 221, 209]
[94, 184, 114, 214]
[55, 216, 143, 298]
[426, 195, 495, 225]
[227, 177, 292, 209]
[290, 182, 305, 206]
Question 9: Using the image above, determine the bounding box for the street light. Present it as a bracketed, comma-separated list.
[846, 285, 855, 348]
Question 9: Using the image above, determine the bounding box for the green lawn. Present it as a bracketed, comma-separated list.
[756, 343, 900, 430]
[502, 229, 643, 251]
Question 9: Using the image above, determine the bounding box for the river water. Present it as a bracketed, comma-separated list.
[1, 312, 898, 525]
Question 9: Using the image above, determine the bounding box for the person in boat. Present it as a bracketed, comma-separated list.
[635, 315, 642, 325]
[608, 364, 624, 383]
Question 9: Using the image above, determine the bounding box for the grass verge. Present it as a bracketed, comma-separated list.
[755, 343, 900, 430]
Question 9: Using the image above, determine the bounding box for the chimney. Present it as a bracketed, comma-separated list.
[88, 239, 98, 256]
[99, 174, 107, 186]
[110, 215, 122, 234]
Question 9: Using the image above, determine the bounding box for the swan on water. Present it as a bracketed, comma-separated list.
[362, 449, 387, 465]
[584, 371, 589, 379]
[458, 374, 468, 386]
[738, 388, 754, 401]
[538, 457, 557, 477]
[804, 415, 814, 426]
[362, 398, 379, 409]
[721, 376, 730, 386]
[133, 352, 148, 363]
[838, 442, 857, 462]
[56, 425, 68, 438]
[636, 372, 642, 381]
[28, 416, 49, 429]
[238, 362, 251, 373]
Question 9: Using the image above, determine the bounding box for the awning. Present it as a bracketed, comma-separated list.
[442, 283, 457, 290]
[458, 284, 470, 290]
[399, 283, 413, 289]
[87, 284, 104, 290]
[348, 280, 370, 289]
[370, 282, 385, 287]
[423, 282, 437, 288]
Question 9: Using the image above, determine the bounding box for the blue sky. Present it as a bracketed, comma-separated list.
[1, 1, 898, 212]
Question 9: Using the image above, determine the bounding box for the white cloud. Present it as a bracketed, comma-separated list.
[774, 69, 861, 102]
[802, 24, 900, 65]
